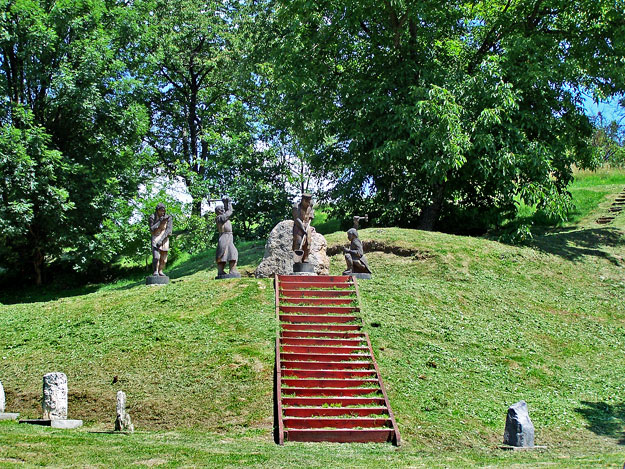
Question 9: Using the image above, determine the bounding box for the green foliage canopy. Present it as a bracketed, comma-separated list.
[265, 0, 625, 231]
[0, 0, 149, 283]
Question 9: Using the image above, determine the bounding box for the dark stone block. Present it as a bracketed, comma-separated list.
[146, 275, 169, 285]
[215, 272, 242, 280]
[504, 401, 535, 447]
[293, 262, 315, 273]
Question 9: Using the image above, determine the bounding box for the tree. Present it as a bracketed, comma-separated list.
[137, 0, 255, 215]
[264, 0, 625, 231]
[0, 0, 149, 284]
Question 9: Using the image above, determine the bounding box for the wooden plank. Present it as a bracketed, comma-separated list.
[282, 396, 386, 406]
[281, 345, 369, 354]
[281, 378, 379, 388]
[285, 388, 382, 397]
[274, 275, 284, 445]
[281, 337, 365, 346]
[279, 282, 353, 289]
[283, 417, 391, 429]
[281, 360, 374, 370]
[281, 324, 362, 332]
[280, 305, 360, 315]
[279, 314, 359, 324]
[281, 330, 365, 339]
[286, 428, 393, 443]
[280, 369, 377, 379]
[279, 275, 352, 283]
[281, 289, 354, 298]
[283, 407, 388, 418]
[280, 297, 356, 305]
[281, 352, 370, 362]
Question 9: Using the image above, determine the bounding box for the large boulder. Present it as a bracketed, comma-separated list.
[255, 220, 329, 277]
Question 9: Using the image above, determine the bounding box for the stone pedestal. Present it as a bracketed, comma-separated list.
[20, 419, 83, 429]
[0, 413, 19, 420]
[215, 272, 242, 280]
[349, 273, 372, 280]
[146, 275, 169, 285]
[293, 262, 315, 273]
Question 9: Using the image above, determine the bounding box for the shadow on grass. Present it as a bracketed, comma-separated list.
[530, 227, 625, 265]
[113, 241, 266, 289]
[0, 284, 102, 305]
[575, 401, 625, 445]
[1, 242, 267, 302]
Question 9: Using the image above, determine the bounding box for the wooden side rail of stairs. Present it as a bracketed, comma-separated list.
[274, 274, 400, 445]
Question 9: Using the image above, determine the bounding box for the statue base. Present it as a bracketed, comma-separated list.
[215, 272, 242, 280]
[293, 262, 315, 273]
[349, 272, 372, 280]
[146, 275, 169, 285]
[20, 419, 83, 429]
[0, 413, 19, 420]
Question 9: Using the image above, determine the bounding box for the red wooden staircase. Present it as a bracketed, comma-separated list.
[274, 274, 401, 445]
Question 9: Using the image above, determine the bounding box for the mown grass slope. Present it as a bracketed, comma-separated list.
[0, 170, 624, 467]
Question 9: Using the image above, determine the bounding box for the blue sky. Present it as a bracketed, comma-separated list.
[583, 94, 623, 123]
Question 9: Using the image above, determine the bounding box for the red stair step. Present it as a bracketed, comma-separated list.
[281, 297, 356, 305]
[285, 428, 393, 443]
[283, 417, 391, 429]
[279, 282, 353, 289]
[282, 369, 376, 379]
[283, 396, 385, 406]
[281, 324, 362, 332]
[281, 353, 370, 362]
[285, 388, 380, 397]
[281, 378, 379, 388]
[280, 305, 360, 314]
[280, 275, 352, 283]
[281, 345, 369, 354]
[281, 360, 373, 370]
[280, 314, 360, 324]
[284, 407, 388, 417]
[281, 337, 364, 346]
[281, 289, 354, 298]
[281, 330, 365, 339]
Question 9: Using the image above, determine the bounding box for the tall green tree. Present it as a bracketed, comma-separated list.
[138, 0, 252, 214]
[0, 0, 149, 284]
[264, 0, 625, 231]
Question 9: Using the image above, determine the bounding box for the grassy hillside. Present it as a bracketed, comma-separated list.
[1, 172, 624, 467]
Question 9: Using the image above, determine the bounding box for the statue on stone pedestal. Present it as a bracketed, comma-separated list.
[292, 194, 315, 263]
[215, 197, 240, 278]
[148, 203, 172, 276]
[343, 228, 371, 275]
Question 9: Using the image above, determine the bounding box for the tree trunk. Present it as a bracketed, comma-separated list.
[33, 247, 44, 286]
[192, 199, 202, 216]
[417, 182, 445, 231]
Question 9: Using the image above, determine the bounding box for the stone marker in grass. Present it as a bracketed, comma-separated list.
[0, 379, 19, 420]
[503, 400, 534, 448]
[20, 372, 82, 429]
[114, 390, 134, 432]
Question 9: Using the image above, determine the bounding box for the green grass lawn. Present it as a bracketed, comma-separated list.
[1, 170, 625, 467]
